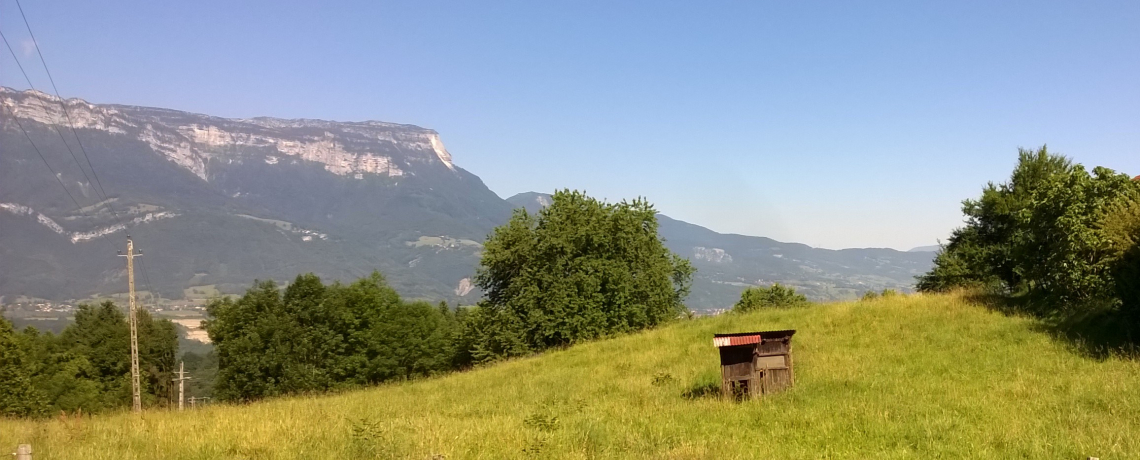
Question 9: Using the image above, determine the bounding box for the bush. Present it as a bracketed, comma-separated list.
[733, 284, 807, 313]
[861, 291, 879, 301]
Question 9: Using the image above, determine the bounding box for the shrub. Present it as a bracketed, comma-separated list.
[733, 284, 807, 313]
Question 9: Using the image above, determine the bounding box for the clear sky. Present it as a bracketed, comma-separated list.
[2, 1, 1137, 250]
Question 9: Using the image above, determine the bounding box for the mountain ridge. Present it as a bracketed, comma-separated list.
[2, 88, 931, 309]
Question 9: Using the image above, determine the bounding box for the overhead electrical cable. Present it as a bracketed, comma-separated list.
[0, 29, 103, 204]
[13, 0, 118, 217]
[1, 104, 89, 215]
[4, 6, 164, 306]
[13, 0, 167, 305]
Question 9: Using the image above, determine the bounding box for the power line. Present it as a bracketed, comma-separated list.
[137, 254, 161, 308]
[1, 103, 89, 216]
[13, 0, 117, 217]
[7, 3, 164, 310]
[0, 29, 103, 212]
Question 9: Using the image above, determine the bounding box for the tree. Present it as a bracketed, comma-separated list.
[918, 146, 1140, 320]
[0, 302, 177, 417]
[915, 228, 997, 293]
[733, 284, 807, 313]
[53, 301, 177, 411]
[1018, 165, 1140, 310]
[0, 317, 46, 417]
[471, 190, 694, 362]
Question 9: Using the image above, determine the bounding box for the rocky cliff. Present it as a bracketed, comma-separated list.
[0, 87, 510, 303]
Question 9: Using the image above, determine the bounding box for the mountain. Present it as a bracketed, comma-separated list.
[1, 87, 509, 303]
[507, 193, 934, 308]
[908, 245, 942, 252]
[1, 87, 932, 310]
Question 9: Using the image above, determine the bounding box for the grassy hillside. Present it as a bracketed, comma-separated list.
[3, 293, 1139, 459]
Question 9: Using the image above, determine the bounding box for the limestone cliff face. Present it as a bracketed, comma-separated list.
[0, 87, 457, 182]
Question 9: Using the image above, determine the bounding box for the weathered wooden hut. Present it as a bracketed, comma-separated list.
[713, 330, 796, 399]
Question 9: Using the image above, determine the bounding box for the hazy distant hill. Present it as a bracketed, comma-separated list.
[908, 245, 942, 252]
[1, 88, 932, 310]
[507, 193, 934, 308]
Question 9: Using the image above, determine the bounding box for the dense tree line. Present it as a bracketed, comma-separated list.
[0, 302, 177, 417]
[918, 146, 1140, 332]
[205, 190, 694, 401]
[204, 273, 460, 401]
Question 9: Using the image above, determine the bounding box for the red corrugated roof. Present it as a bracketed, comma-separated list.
[713, 334, 762, 347]
[712, 330, 796, 347]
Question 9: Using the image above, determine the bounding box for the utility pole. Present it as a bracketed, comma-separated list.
[172, 361, 191, 411]
[118, 237, 142, 413]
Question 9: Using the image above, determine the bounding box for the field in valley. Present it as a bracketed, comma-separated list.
[2, 293, 1138, 459]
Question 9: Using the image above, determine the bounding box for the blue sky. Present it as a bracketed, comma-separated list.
[2, 1, 1137, 250]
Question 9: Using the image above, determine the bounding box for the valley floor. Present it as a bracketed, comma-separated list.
[3, 293, 1139, 459]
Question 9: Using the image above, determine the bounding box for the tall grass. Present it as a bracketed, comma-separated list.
[3, 293, 1138, 459]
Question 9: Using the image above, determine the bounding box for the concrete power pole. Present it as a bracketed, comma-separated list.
[172, 361, 191, 410]
[118, 237, 143, 413]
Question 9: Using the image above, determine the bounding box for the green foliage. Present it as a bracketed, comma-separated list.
[919, 146, 1140, 329]
[0, 302, 177, 417]
[470, 190, 694, 362]
[205, 272, 457, 402]
[732, 283, 808, 312]
[915, 229, 1000, 292]
[861, 291, 879, 301]
[0, 317, 46, 417]
[181, 350, 218, 400]
[1115, 226, 1140, 330]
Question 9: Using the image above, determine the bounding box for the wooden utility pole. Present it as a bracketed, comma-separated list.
[172, 361, 191, 411]
[118, 237, 142, 413]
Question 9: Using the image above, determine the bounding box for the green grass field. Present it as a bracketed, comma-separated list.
[3, 293, 1138, 459]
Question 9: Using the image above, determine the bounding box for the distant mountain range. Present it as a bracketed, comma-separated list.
[908, 245, 942, 253]
[507, 193, 934, 308]
[0, 88, 932, 310]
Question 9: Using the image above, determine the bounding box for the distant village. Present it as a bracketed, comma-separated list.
[2, 299, 208, 315]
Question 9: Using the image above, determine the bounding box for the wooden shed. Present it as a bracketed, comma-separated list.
[713, 330, 796, 399]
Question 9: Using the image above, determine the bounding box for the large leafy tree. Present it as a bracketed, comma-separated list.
[1020, 165, 1140, 309]
[918, 146, 1140, 320]
[470, 190, 694, 362]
